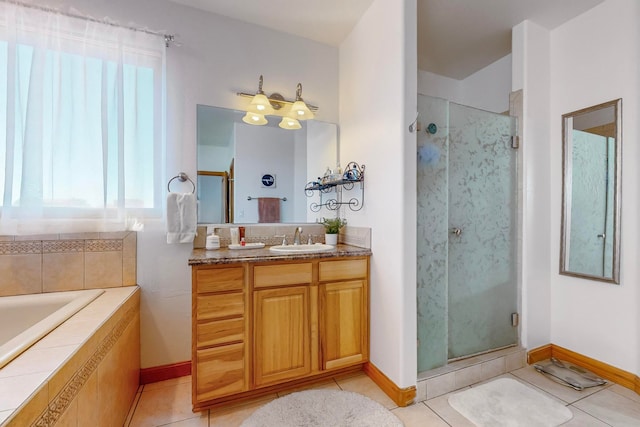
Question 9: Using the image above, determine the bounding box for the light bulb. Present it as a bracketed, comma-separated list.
[242, 112, 267, 125]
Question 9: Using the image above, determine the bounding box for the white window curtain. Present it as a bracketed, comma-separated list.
[0, 2, 165, 234]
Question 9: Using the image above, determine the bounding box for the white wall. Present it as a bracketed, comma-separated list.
[418, 55, 512, 113]
[549, 0, 639, 374]
[234, 124, 296, 223]
[511, 20, 553, 354]
[23, 0, 339, 368]
[339, 0, 417, 388]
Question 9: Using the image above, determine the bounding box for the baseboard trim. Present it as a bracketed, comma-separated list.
[364, 362, 416, 407]
[527, 344, 639, 394]
[140, 361, 192, 385]
[527, 344, 553, 364]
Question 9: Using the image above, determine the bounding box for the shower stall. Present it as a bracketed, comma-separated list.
[417, 94, 519, 373]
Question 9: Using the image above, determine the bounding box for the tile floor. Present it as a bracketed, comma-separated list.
[125, 365, 640, 427]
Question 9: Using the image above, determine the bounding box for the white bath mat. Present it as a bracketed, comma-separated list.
[448, 378, 573, 426]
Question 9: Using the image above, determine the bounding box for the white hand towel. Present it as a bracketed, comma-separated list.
[166, 192, 197, 244]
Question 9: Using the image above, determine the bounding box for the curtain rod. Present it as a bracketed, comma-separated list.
[1, 0, 177, 47]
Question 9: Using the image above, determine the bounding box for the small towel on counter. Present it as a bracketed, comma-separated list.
[166, 192, 197, 243]
[258, 197, 281, 223]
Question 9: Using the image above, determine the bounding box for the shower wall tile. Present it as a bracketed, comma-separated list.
[0, 232, 137, 296]
[480, 357, 506, 381]
[425, 372, 456, 400]
[454, 364, 483, 389]
[505, 349, 526, 372]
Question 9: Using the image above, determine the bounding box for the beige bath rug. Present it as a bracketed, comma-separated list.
[448, 377, 573, 426]
[240, 389, 403, 427]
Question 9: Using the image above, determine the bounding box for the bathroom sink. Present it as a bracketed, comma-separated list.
[269, 243, 335, 254]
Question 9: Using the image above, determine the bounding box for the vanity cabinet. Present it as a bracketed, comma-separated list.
[191, 265, 249, 405]
[319, 258, 369, 370]
[191, 255, 369, 411]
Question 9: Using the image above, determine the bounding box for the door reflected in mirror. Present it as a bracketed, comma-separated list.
[560, 99, 622, 284]
[197, 105, 338, 224]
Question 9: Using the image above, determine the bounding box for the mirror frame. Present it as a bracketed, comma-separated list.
[560, 98, 622, 284]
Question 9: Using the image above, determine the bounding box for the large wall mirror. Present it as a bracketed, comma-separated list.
[560, 98, 622, 284]
[197, 104, 337, 224]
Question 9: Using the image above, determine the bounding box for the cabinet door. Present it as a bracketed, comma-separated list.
[254, 286, 311, 386]
[320, 280, 368, 370]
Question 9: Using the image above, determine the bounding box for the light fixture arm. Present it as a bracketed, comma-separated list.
[296, 83, 303, 101]
[236, 91, 319, 112]
[257, 75, 265, 95]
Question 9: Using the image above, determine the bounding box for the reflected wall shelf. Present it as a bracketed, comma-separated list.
[305, 161, 365, 212]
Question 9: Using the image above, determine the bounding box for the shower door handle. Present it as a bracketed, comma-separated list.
[451, 227, 462, 236]
[597, 233, 605, 239]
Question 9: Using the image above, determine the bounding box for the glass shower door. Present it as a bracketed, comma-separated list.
[447, 103, 518, 359]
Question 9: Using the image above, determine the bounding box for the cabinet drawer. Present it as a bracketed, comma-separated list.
[254, 263, 312, 288]
[196, 267, 244, 293]
[196, 343, 246, 401]
[197, 318, 244, 348]
[319, 259, 368, 281]
[196, 293, 244, 321]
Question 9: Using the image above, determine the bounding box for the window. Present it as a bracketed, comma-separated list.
[0, 3, 165, 231]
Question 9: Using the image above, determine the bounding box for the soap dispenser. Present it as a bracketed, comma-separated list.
[206, 228, 220, 250]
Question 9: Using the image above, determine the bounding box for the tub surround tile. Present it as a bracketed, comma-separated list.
[59, 232, 101, 240]
[85, 251, 124, 288]
[0, 287, 139, 426]
[0, 372, 49, 411]
[123, 256, 137, 287]
[43, 252, 84, 292]
[0, 232, 137, 296]
[54, 398, 77, 427]
[97, 313, 140, 426]
[42, 240, 84, 253]
[14, 234, 58, 242]
[0, 345, 77, 379]
[0, 241, 41, 255]
[0, 254, 42, 296]
[0, 379, 48, 427]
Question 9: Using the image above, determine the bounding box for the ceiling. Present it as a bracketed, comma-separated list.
[168, 0, 604, 80]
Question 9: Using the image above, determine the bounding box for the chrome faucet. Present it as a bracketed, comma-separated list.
[293, 227, 302, 245]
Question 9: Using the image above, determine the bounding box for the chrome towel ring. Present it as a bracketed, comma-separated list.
[167, 172, 195, 193]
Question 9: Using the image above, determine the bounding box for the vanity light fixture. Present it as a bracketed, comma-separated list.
[237, 75, 318, 128]
[279, 116, 302, 130]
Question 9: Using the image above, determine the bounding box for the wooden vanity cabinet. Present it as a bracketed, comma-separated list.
[319, 258, 369, 370]
[191, 256, 369, 411]
[192, 265, 249, 407]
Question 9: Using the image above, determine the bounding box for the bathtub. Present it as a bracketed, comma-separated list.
[0, 286, 139, 426]
[0, 289, 104, 369]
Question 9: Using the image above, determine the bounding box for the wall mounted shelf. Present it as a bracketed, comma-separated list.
[305, 161, 365, 212]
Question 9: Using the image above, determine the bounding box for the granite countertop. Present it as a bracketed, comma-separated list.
[189, 244, 371, 265]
